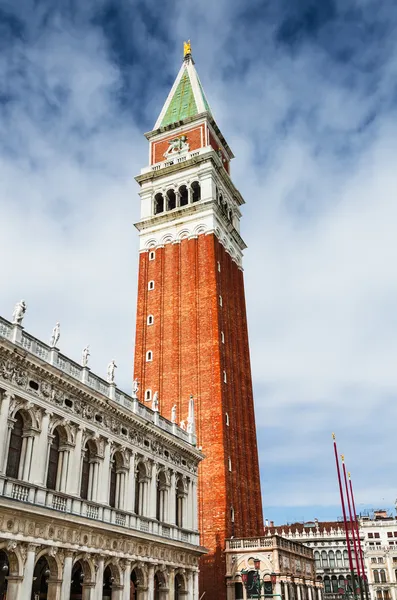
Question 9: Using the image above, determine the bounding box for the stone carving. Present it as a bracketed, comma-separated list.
[132, 378, 139, 397]
[164, 135, 189, 159]
[82, 345, 90, 367]
[171, 405, 177, 424]
[180, 420, 186, 431]
[12, 300, 27, 325]
[107, 359, 117, 383]
[152, 391, 159, 412]
[50, 322, 60, 348]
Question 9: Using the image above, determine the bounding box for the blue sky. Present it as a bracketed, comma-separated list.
[1, 0, 397, 525]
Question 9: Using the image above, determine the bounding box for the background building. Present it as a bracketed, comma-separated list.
[361, 510, 397, 600]
[265, 520, 363, 600]
[225, 535, 319, 600]
[133, 45, 263, 599]
[0, 313, 204, 599]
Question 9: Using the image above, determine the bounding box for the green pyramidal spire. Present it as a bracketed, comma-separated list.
[154, 41, 213, 130]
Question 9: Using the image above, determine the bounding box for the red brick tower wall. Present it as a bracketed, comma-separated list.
[134, 233, 263, 599]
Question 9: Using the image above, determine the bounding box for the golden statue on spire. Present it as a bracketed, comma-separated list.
[184, 40, 192, 57]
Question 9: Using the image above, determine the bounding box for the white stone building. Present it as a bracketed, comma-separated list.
[225, 535, 320, 600]
[361, 511, 397, 600]
[265, 521, 365, 600]
[0, 312, 205, 599]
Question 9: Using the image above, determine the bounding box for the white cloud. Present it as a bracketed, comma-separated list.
[1, 0, 396, 517]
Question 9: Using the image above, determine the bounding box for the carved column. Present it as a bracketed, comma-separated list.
[169, 471, 176, 526]
[4, 575, 23, 600]
[31, 410, 50, 484]
[148, 564, 155, 600]
[126, 452, 136, 513]
[19, 544, 38, 599]
[285, 582, 290, 600]
[93, 556, 104, 598]
[97, 440, 111, 504]
[0, 390, 12, 474]
[47, 576, 62, 600]
[121, 560, 132, 600]
[60, 551, 74, 600]
[168, 568, 175, 600]
[187, 570, 194, 598]
[193, 570, 199, 600]
[69, 425, 83, 495]
[22, 430, 37, 481]
[149, 463, 157, 519]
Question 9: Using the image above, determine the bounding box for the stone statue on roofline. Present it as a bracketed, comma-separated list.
[82, 345, 90, 367]
[50, 322, 60, 348]
[12, 300, 26, 325]
[132, 378, 139, 397]
[171, 404, 177, 424]
[180, 419, 186, 431]
[107, 359, 117, 383]
[152, 391, 159, 412]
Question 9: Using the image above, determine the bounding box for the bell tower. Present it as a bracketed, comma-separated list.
[133, 43, 263, 599]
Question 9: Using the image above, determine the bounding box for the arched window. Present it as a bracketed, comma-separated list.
[147, 315, 154, 325]
[380, 570, 387, 583]
[31, 556, 51, 599]
[374, 571, 380, 583]
[70, 562, 84, 597]
[338, 576, 346, 590]
[103, 566, 113, 598]
[191, 181, 201, 202]
[146, 350, 153, 362]
[80, 441, 97, 501]
[175, 573, 186, 599]
[149, 250, 155, 261]
[46, 428, 60, 490]
[154, 193, 164, 215]
[176, 478, 185, 528]
[324, 577, 331, 593]
[343, 550, 349, 567]
[336, 550, 343, 567]
[6, 411, 24, 479]
[221, 331, 225, 343]
[179, 185, 188, 207]
[235, 582, 244, 600]
[135, 462, 148, 516]
[329, 550, 335, 568]
[314, 552, 321, 569]
[145, 389, 152, 401]
[331, 576, 338, 593]
[321, 551, 329, 568]
[148, 280, 155, 291]
[225, 412, 229, 426]
[109, 456, 117, 508]
[0, 550, 9, 599]
[156, 470, 168, 522]
[167, 189, 176, 211]
[130, 569, 139, 600]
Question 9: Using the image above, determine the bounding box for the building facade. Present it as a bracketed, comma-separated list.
[133, 43, 263, 600]
[361, 511, 397, 600]
[225, 535, 320, 600]
[0, 313, 205, 600]
[265, 521, 364, 600]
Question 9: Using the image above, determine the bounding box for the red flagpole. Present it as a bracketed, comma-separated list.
[332, 434, 356, 584]
[349, 473, 366, 584]
[342, 456, 361, 580]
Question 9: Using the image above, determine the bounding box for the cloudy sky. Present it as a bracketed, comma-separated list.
[1, 0, 397, 524]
